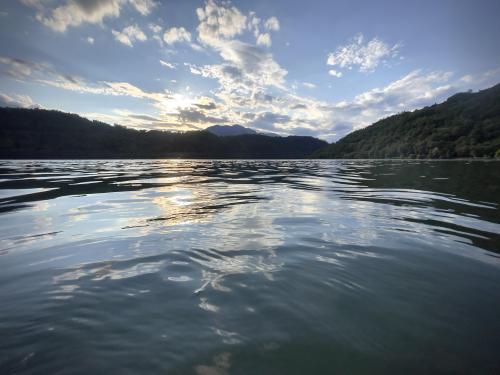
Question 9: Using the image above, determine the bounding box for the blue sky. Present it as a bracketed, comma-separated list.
[0, 0, 499, 141]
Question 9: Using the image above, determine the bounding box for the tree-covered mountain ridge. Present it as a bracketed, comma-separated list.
[0, 107, 327, 159]
[315, 83, 500, 159]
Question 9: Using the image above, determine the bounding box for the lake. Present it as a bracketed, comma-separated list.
[1, 159, 499, 374]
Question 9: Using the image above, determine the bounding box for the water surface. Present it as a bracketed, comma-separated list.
[1, 160, 500, 374]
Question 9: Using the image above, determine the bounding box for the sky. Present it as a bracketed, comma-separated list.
[0, 0, 499, 141]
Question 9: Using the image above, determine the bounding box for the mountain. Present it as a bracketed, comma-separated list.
[206, 124, 257, 136]
[206, 124, 280, 137]
[0, 108, 327, 159]
[315, 83, 500, 159]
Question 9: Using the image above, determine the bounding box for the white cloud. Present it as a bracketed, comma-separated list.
[256, 33, 271, 47]
[459, 67, 500, 85]
[112, 24, 147, 47]
[33, 0, 123, 32]
[148, 23, 164, 46]
[19, 0, 44, 11]
[184, 62, 203, 75]
[327, 33, 401, 73]
[163, 27, 192, 45]
[197, 0, 247, 45]
[159, 59, 175, 69]
[21, 0, 154, 32]
[195, 1, 286, 97]
[200, 41, 288, 90]
[86, 36, 95, 44]
[190, 1, 329, 135]
[247, 13, 279, 49]
[149, 23, 162, 34]
[0, 92, 37, 108]
[303, 82, 316, 89]
[264, 16, 280, 31]
[328, 69, 343, 78]
[129, 0, 156, 16]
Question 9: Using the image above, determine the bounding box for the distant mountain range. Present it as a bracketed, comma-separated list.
[0, 108, 327, 159]
[206, 124, 279, 137]
[315, 83, 500, 159]
[206, 124, 257, 136]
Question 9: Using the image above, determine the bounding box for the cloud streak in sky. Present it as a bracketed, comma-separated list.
[0, 92, 37, 108]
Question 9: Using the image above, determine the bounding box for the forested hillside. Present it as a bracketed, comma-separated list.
[315, 83, 500, 159]
[0, 108, 327, 159]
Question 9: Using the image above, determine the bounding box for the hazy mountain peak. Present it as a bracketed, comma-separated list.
[205, 125, 257, 136]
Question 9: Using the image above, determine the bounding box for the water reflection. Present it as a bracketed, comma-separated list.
[1, 160, 500, 374]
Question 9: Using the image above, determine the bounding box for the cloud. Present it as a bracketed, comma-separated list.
[148, 23, 164, 46]
[22, 0, 153, 32]
[86, 36, 95, 44]
[327, 33, 401, 73]
[19, 0, 46, 11]
[256, 33, 271, 47]
[0, 92, 37, 108]
[302, 82, 316, 89]
[198, 41, 287, 89]
[248, 13, 279, 49]
[194, 1, 287, 101]
[248, 111, 291, 131]
[117, 67, 500, 138]
[177, 108, 226, 124]
[194, 97, 217, 110]
[81, 110, 200, 131]
[336, 70, 455, 114]
[459, 67, 500, 86]
[328, 69, 343, 78]
[129, 0, 156, 16]
[159, 59, 176, 69]
[127, 113, 159, 122]
[189, 2, 328, 135]
[197, 0, 247, 45]
[33, 0, 123, 32]
[264, 17, 280, 31]
[0, 55, 172, 104]
[0, 56, 49, 79]
[149, 23, 162, 34]
[206, 66, 500, 141]
[163, 27, 192, 45]
[318, 68, 500, 141]
[112, 24, 147, 47]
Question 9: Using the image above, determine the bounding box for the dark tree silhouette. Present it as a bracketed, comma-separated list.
[0, 108, 327, 159]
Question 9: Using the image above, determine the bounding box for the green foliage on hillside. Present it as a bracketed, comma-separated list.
[0, 108, 327, 159]
[315, 83, 500, 159]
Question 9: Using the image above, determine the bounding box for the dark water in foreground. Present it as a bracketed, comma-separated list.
[1, 160, 500, 375]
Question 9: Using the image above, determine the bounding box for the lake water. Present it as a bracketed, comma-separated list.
[1, 159, 499, 374]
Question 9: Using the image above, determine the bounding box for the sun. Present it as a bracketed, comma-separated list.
[162, 93, 195, 113]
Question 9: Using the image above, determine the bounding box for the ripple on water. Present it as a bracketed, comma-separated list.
[0, 159, 500, 374]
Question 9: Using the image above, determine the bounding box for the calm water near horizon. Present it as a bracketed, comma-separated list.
[1, 159, 500, 374]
